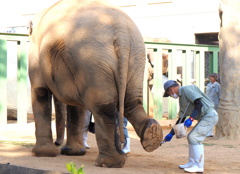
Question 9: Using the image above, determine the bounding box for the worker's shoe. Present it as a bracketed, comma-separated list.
[184, 144, 204, 173]
[122, 137, 130, 154]
[179, 144, 194, 169]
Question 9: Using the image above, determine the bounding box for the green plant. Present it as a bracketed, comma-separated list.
[66, 162, 85, 174]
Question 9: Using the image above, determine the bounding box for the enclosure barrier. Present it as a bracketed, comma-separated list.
[0, 33, 29, 125]
[0, 33, 219, 124]
[143, 42, 219, 120]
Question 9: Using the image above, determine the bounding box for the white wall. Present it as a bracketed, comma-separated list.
[1, 0, 220, 40]
[2, 0, 220, 113]
[119, 0, 221, 44]
[0, 0, 60, 33]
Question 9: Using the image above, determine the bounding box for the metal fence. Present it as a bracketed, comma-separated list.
[0, 33, 219, 124]
[143, 42, 219, 120]
[0, 33, 29, 124]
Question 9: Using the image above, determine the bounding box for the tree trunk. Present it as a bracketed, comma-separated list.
[216, 0, 240, 139]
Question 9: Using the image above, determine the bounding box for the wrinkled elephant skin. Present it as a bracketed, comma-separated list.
[28, 0, 163, 168]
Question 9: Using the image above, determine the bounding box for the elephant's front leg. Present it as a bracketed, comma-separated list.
[94, 112, 127, 168]
[32, 87, 58, 157]
[61, 105, 86, 156]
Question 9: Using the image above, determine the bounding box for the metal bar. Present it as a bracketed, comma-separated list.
[17, 41, 28, 124]
[194, 50, 205, 91]
[153, 47, 162, 120]
[167, 49, 177, 119]
[199, 50, 205, 91]
[182, 50, 192, 86]
[212, 51, 219, 73]
[0, 33, 221, 123]
[145, 41, 219, 49]
[0, 33, 29, 41]
[195, 51, 200, 88]
[0, 39, 7, 124]
[208, 52, 214, 74]
[143, 47, 149, 115]
[206, 46, 219, 74]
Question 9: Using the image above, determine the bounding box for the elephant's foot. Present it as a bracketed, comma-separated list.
[140, 119, 162, 152]
[95, 152, 127, 168]
[32, 143, 58, 157]
[61, 145, 86, 156]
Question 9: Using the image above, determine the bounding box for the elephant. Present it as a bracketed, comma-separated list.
[28, 0, 163, 168]
[53, 96, 66, 146]
[29, 22, 66, 147]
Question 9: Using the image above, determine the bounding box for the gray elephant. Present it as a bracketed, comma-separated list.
[53, 96, 66, 146]
[28, 20, 66, 147]
[28, 0, 163, 168]
[52, 99, 91, 148]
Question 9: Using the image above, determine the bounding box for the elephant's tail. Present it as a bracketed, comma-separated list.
[116, 38, 129, 144]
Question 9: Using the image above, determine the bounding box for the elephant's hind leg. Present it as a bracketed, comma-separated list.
[60, 105, 86, 156]
[53, 96, 66, 146]
[94, 109, 127, 168]
[140, 119, 162, 152]
[95, 135, 127, 168]
[95, 151, 127, 168]
[32, 87, 58, 157]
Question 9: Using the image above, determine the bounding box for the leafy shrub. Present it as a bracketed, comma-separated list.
[66, 162, 85, 174]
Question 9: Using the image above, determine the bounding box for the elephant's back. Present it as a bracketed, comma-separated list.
[37, 0, 143, 49]
[37, 0, 144, 79]
[33, 0, 145, 107]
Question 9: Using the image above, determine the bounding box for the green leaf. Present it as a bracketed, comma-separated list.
[76, 164, 84, 174]
[66, 163, 72, 172]
[66, 162, 84, 174]
[71, 162, 76, 169]
[73, 167, 77, 174]
[77, 168, 83, 174]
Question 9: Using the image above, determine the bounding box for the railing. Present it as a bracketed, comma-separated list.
[0, 33, 29, 124]
[0, 33, 219, 124]
[143, 42, 219, 120]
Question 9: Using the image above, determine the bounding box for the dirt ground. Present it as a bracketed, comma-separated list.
[0, 120, 240, 174]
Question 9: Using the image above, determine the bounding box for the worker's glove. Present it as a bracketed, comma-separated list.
[164, 133, 174, 142]
[184, 117, 194, 128]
